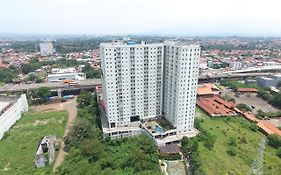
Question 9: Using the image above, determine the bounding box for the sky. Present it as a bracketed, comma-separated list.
[0, 0, 281, 36]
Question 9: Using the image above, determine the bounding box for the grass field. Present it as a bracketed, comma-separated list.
[0, 111, 67, 175]
[196, 108, 281, 175]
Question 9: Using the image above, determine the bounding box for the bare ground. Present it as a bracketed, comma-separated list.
[221, 87, 279, 113]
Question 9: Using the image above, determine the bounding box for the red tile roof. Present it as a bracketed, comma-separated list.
[237, 88, 257, 93]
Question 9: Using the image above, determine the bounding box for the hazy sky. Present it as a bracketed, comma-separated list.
[0, 0, 281, 36]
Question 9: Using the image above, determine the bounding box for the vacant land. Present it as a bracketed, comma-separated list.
[221, 87, 278, 113]
[196, 109, 281, 175]
[0, 111, 67, 175]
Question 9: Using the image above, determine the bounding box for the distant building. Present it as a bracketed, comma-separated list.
[51, 67, 76, 74]
[47, 73, 86, 82]
[47, 67, 86, 82]
[228, 61, 242, 70]
[236, 88, 257, 94]
[257, 74, 281, 88]
[0, 94, 28, 140]
[40, 42, 54, 55]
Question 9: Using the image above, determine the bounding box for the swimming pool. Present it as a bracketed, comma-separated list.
[155, 124, 165, 133]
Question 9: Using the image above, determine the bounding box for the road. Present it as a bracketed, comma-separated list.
[0, 79, 101, 92]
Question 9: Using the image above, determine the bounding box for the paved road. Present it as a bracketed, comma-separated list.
[0, 79, 101, 92]
[0, 72, 273, 93]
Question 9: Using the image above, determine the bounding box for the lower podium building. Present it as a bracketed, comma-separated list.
[100, 40, 200, 146]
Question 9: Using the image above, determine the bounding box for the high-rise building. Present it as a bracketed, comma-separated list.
[100, 41, 164, 128]
[100, 40, 200, 141]
[39, 42, 54, 55]
[163, 41, 200, 132]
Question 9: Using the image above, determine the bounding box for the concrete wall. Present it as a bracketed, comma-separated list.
[0, 94, 28, 140]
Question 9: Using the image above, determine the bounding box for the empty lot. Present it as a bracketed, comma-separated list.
[221, 87, 278, 113]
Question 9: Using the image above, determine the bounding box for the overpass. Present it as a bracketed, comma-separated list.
[198, 72, 272, 83]
[0, 79, 102, 94]
[0, 72, 277, 94]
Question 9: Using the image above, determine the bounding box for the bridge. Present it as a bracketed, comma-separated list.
[198, 72, 273, 83]
[0, 79, 102, 94]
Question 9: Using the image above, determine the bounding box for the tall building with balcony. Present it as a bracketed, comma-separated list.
[100, 40, 200, 140]
[100, 41, 164, 128]
[163, 41, 200, 132]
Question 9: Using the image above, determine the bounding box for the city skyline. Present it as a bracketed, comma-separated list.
[1, 0, 281, 36]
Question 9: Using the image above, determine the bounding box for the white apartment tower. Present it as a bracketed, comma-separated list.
[101, 40, 200, 132]
[163, 41, 200, 132]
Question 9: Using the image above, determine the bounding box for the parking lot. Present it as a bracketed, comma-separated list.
[221, 87, 279, 113]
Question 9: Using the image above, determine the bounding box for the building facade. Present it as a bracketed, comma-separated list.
[101, 40, 200, 133]
[0, 94, 28, 140]
[163, 41, 200, 132]
[100, 41, 164, 128]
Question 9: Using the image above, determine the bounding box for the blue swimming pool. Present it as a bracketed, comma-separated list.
[155, 124, 165, 133]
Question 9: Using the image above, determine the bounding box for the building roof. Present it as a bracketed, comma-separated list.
[197, 83, 221, 96]
[237, 88, 257, 93]
[196, 96, 236, 116]
[258, 121, 281, 136]
[158, 144, 181, 155]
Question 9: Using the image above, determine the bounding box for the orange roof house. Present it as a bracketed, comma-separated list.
[197, 83, 221, 96]
[237, 88, 257, 93]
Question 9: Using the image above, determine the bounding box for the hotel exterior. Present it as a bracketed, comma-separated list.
[100, 40, 200, 145]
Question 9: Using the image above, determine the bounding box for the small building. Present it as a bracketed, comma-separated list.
[158, 144, 181, 157]
[197, 83, 221, 97]
[47, 73, 86, 82]
[35, 136, 56, 168]
[236, 88, 257, 94]
[257, 74, 281, 88]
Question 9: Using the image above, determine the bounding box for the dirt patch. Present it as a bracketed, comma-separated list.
[3, 162, 10, 171]
[31, 103, 64, 113]
[268, 118, 281, 127]
[32, 119, 50, 126]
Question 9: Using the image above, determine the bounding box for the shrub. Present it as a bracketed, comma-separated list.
[277, 147, 281, 158]
[268, 134, 281, 148]
[227, 146, 237, 156]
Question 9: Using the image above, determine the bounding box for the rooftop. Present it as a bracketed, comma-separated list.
[197, 83, 221, 96]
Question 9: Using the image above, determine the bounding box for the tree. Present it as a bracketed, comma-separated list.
[77, 90, 94, 107]
[268, 134, 281, 148]
[228, 137, 237, 146]
[82, 63, 101, 78]
[0, 67, 17, 83]
[227, 146, 237, 156]
[80, 138, 104, 162]
[270, 93, 281, 108]
[237, 103, 252, 112]
[34, 87, 51, 98]
[256, 109, 267, 119]
[203, 133, 216, 150]
[64, 118, 98, 147]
